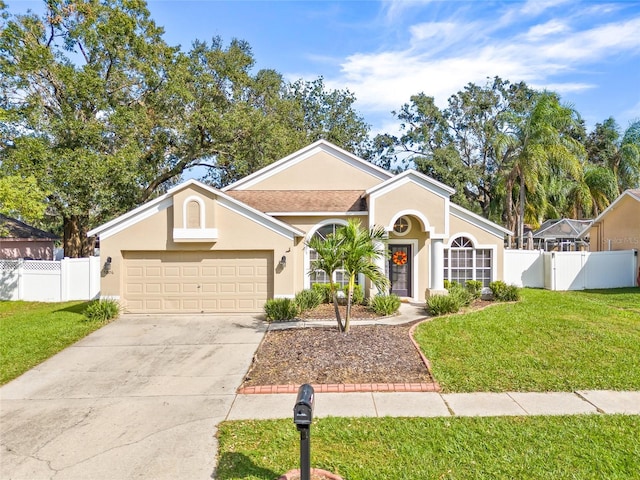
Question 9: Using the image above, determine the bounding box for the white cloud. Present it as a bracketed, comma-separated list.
[322, 5, 640, 125]
[409, 21, 458, 42]
[382, 0, 436, 23]
[525, 19, 570, 40]
[520, 0, 574, 16]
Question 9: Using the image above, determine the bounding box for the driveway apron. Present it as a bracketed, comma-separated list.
[0, 314, 267, 480]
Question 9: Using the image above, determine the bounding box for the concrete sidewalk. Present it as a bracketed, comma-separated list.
[227, 390, 640, 420]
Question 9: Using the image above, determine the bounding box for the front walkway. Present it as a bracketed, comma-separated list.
[227, 390, 640, 420]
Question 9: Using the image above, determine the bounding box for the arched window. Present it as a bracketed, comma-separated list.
[308, 222, 351, 288]
[186, 200, 201, 228]
[444, 236, 492, 287]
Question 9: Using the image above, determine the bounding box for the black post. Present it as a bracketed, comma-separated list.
[298, 425, 311, 480]
[293, 384, 315, 480]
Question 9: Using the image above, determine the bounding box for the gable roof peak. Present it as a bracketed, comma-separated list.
[366, 168, 456, 197]
[222, 140, 392, 192]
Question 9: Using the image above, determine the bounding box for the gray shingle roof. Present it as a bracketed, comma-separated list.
[0, 214, 58, 240]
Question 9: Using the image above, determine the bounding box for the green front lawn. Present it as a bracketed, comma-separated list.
[413, 288, 640, 392]
[217, 415, 640, 479]
[218, 288, 640, 479]
[0, 300, 99, 385]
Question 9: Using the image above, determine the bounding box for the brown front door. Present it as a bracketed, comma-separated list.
[389, 244, 411, 297]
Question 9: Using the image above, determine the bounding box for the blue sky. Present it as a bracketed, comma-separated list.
[8, 0, 640, 136]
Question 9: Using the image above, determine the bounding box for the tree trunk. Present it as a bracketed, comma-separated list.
[505, 175, 516, 248]
[63, 215, 92, 258]
[331, 291, 344, 332]
[344, 278, 355, 334]
[518, 175, 525, 249]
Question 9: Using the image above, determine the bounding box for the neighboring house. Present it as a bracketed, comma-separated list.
[531, 218, 592, 251]
[0, 214, 58, 260]
[88, 141, 511, 313]
[582, 189, 640, 252]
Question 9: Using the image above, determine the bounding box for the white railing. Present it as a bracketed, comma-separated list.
[0, 257, 101, 302]
[504, 249, 638, 290]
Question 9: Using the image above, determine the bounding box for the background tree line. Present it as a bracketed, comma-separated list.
[1, 0, 639, 256]
[372, 77, 640, 247]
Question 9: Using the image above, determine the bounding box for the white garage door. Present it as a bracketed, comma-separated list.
[123, 251, 272, 313]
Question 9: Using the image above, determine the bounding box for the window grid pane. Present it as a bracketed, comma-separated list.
[444, 240, 492, 287]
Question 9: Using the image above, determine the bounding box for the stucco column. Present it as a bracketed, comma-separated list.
[428, 238, 448, 298]
[373, 240, 387, 296]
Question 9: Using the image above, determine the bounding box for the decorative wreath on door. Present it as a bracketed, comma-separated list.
[392, 251, 408, 266]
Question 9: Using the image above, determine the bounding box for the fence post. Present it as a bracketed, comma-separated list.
[17, 259, 24, 300]
[60, 258, 69, 302]
[90, 256, 100, 299]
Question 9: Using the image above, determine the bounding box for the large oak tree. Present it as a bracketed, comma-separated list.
[1, 0, 370, 256]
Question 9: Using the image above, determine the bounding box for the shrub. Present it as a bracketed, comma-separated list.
[444, 279, 458, 290]
[84, 299, 120, 323]
[464, 280, 483, 299]
[449, 283, 474, 307]
[426, 294, 460, 316]
[311, 283, 339, 303]
[264, 298, 299, 322]
[294, 289, 323, 312]
[369, 294, 401, 316]
[489, 281, 521, 302]
[501, 284, 521, 302]
[344, 284, 364, 305]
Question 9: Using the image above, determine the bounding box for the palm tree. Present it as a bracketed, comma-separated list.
[617, 121, 640, 192]
[499, 93, 584, 247]
[338, 220, 389, 333]
[307, 232, 346, 332]
[586, 118, 640, 193]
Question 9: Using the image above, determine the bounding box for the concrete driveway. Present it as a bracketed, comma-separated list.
[0, 314, 267, 480]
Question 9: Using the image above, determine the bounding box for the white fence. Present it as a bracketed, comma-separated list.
[1, 250, 637, 303]
[504, 249, 638, 290]
[0, 257, 101, 302]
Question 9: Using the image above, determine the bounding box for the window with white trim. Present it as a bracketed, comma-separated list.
[444, 236, 492, 287]
[309, 223, 351, 288]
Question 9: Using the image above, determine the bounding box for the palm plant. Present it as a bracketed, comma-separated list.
[307, 232, 345, 331]
[306, 220, 389, 333]
[338, 220, 389, 332]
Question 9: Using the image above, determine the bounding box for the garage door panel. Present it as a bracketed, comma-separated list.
[202, 299, 219, 310]
[201, 283, 217, 293]
[219, 266, 236, 276]
[126, 283, 143, 294]
[145, 283, 161, 294]
[165, 266, 180, 277]
[123, 251, 272, 313]
[238, 299, 255, 309]
[219, 299, 237, 310]
[238, 266, 254, 276]
[201, 266, 217, 276]
[146, 266, 161, 277]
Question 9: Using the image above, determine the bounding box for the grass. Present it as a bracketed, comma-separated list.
[413, 288, 640, 392]
[0, 300, 102, 385]
[217, 287, 640, 478]
[216, 415, 640, 479]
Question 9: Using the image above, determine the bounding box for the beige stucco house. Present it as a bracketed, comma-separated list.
[88, 141, 511, 313]
[582, 189, 640, 252]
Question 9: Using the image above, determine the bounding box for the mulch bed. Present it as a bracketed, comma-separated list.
[241, 304, 433, 387]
